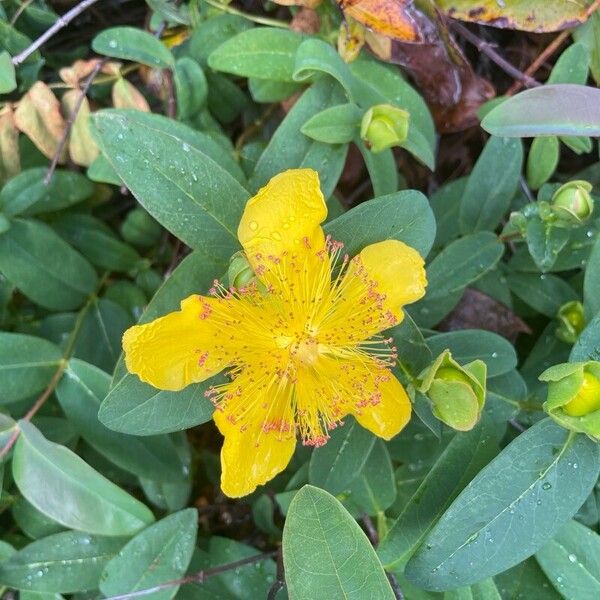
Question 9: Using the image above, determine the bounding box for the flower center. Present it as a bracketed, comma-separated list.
[275, 334, 320, 366]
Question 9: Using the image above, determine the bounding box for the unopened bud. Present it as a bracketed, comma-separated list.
[555, 300, 586, 344]
[551, 180, 594, 225]
[540, 361, 600, 439]
[418, 350, 486, 431]
[360, 104, 409, 154]
[227, 252, 256, 290]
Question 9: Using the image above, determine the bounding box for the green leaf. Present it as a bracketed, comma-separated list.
[0, 50, 16, 93]
[0, 333, 61, 404]
[346, 439, 396, 516]
[180, 537, 276, 599]
[174, 57, 208, 120]
[72, 298, 132, 372]
[390, 312, 432, 376]
[0, 218, 98, 310]
[524, 216, 570, 272]
[12, 420, 155, 536]
[507, 272, 577, 317]
[526, 136, 559, 190]
[426, 330, 517, 378]
[430, 177, 466, 249]
[100, 509, 197, 600]
[357, 139, 399, 198]
[12, 496, 65, 540]
[0, 531, 124, 593]
[0, 168, 93, 217]
[536, 519, 600, 599]
[444, 579, 502, 600]
[57, 359, 187, 483]
[459, 137, 523, 233]
[92, 109, 248, 255]
[570, 312, 600, 361]
[248, 77, 303, 103]
[309, 418, 376, 495]
[325, 189, 436, 258]
[301, 103, 362, 143]
[481, 84, 600, 137]
[424, 233, 504, 301]
[100, 374, 214, 435]
[584, 235, 600, 318]
[283, 485, 395, 600]
[208, 27, 304, 81]
[92, 26, 174, 68]
[53, 214, 141, 274]
[378, 418, 500, 570]
[250, 78, 348, 198]
[495, 557, 561, 600]
[405, 419, 600, 590]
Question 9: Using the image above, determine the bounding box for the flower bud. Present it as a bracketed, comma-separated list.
[551, 180, 594, 225]
[418, 350, 487, 431]
[360, 104, 410, 154]
[227, 252, 256, 290]
[338, 17, 365, 63]
[540, 361, 600, 440]
[555, 300, 586, 344]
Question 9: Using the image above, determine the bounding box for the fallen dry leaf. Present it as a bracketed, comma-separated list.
[14, 81, 67, 162]
[438, 287, 531, 343]
[290, 6, 321, 33]
[61, 90, 99, 167]
[338, 0, 424, 42]
[436, 0, 597, 33]
[0, 105, 20, 183]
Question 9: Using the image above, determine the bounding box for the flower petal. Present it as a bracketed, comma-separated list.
[123, 295, 226, 391]
[237, 169, 327, 273]
[214, 410, 296, 498]
[352, 370, 412, 440]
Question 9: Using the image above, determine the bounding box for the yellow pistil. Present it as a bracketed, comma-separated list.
[122, 169, 427, 497]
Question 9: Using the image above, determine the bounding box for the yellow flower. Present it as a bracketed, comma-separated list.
[123, 169, 427, 497]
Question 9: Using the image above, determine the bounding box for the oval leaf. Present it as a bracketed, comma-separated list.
[283, 485, 395, 600]
[12, 420, 155, 536]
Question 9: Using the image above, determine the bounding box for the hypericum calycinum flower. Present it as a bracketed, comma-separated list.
[540, 361, 600, 440]
[123, 169, 427, 497]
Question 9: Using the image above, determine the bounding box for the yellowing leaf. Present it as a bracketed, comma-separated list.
[61, 90, 99, 167]
[14, 81, 67, 162]
[112, 78, 150, 112]
[437, 0, 597, 32]
[338, 0, 422, 42]
[59, 59, 103, 87]
[0, 105, 20, 183]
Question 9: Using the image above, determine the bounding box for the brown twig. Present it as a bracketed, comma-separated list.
[44, 58, 107, 185]
[387, 572, 405, 600]
[103, 551, 277, 600]
[266, 547, 285, 600]
[11, 0, 101, 66]
[450, 21, 541, 88]
[163, 69, 177, 119]
[361, 514, 379, 546]
[506, 0, 600, 96]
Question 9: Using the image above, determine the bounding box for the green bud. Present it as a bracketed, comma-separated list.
[539, 361, 600, 440]
[418, 350, 487, 431]
[227, 252, 257, 290]
[551, 180, 594, 225]
[555, 300, 586, 344]
[360, 104, 409, 153]
[120, 208, 162, 248]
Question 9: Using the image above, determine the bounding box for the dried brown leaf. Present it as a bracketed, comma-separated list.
[437, 0, 597, 33]
[14, 81, 67, 162]
[0, 105, 21, 183]
[112, 78, 150, 112]
[61, 90, 99, 167]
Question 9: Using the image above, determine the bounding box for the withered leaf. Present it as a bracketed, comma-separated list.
[438, 288, 531, 343]
[0, 105, 20, 183]
[112, 77, 150, 112]
[61, 90, 99, 167]
[338, 0, 423, 42]
[14, 81, 67, 162]
[437, 0, 597, 33]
